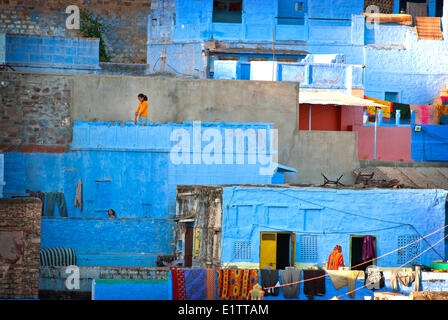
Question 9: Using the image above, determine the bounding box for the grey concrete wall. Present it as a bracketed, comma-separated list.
[5, 72, 359, 185]
[287, 131, 360, 185]
[72, 75, 300, 165]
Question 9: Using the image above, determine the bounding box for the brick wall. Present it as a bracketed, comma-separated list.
[0, 197, 41, 299]
[0, 0, 151, 64]
[0, 71, 73, 153]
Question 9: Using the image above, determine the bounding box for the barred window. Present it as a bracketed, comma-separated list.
[234, 241, 251, 260]
[397, 235, 420, 265]
[300, 235, 318, 261]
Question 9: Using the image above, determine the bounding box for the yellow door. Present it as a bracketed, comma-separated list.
[290, 233, 296, 268]
[260, 232, 277, 269]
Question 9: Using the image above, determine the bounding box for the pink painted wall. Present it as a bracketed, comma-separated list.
[341, 106, 412, 161]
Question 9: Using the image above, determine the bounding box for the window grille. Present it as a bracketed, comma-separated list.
[398, 235, 420, 265]
[300, 235, 318, 261]
[234, 241, 251, 260]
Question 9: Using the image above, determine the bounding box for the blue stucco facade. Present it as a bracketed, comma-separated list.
[220, 186, 448, 268]
[412, 124, 448, 162]
[5, 34, 101, 74]
[4, 122, 279, 267]
[92, 279, 173, 300]
[0, 33, 5, 65]
[149, 0, 448, 104]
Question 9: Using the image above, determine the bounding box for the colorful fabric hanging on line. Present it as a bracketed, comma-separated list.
[364, 96, 391, 120]
[437, 104, 448, 125]
[184, 269, 207, 300]
[391, 103, 411, 120]
[410, 105, 439, 125]
[441, 97, 448, 105]
[217, 269, 259, 300]
[206, 268, 217, 300]
[171, 269, 186, 300]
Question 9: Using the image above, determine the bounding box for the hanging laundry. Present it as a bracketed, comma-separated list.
[437, 104, 448, 125]
[441, 97, 448, 105]
[410, 105, 439, 125]
[406, 2, 428, 17]
[171, 268, 186, 300]
[364, 268, 385, 291]
[415, 17, 443, 40]
[303, 269, 326, 300]
[390, 269, 421, 292]
[260, 269, 280, 296]
[184, 269, 207, 300]
[364, 96, 392, 120]
[280, 269, 301, 299]
[326, 270, 363, 299]
[206, 268, 217, 300]
[45, 191, 68, 217]
[218, 269, 258, 300]
[26, 189, 45, 215]
[362, 235, 376, 263]
[75, 179, 83, 211]
[392, 103, 411, 120]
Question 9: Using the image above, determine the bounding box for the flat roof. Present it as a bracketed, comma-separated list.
[299, 91, 386, 107]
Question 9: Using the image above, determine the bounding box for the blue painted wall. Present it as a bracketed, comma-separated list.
[221, 187, 448, 268]
[4, 122, 277, 267]
[412, 124, 448, 162]
[5, 34, 100, 73]
[150, 0, 448, 104]
[93, 279, 173, 300]
[0, 33, 5, 65]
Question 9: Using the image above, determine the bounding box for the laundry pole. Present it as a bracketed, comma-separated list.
[373, 107, 378, 160]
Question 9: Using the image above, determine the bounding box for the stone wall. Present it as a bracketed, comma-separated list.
[0, 197, 41, 299]
[0, 72, 72, 153]
[0, 0, 151, 64]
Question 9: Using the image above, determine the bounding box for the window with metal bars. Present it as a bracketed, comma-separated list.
[300, 235, 318, 261]
[234, 241, 251, 260]
[397, 235, 420, 265]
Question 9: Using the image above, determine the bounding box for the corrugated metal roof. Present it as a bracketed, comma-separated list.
[354, 167, 448, 189]
[299, 91, 387, 107]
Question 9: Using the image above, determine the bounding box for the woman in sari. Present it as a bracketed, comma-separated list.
[327, 245, 345, 270]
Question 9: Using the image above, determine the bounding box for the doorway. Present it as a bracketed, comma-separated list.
[260, 232, 296, 270]
[350, 235, 377, 271]
[276, 233, 291, 270]
[184, 226, 194, 267]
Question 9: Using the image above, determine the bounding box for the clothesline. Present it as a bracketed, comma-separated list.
[262, 223, 448, 291]
[334, 232, 448, 299]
